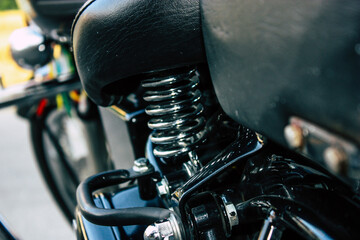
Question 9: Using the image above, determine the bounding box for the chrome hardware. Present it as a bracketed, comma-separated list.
[156, 178, 170, 197]
[144, 214, 183, 240]
[142, 70, 207, 158]
[9, 27, 52, 70]
[285, 117, 360, 178]
[284, 124, 304, 149]
[133, 158, 154, 173]
[221, 195, 239, 233]
[182, 152, 202, 177]
[258, 210, 284, 240]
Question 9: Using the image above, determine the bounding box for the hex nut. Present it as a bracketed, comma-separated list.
[144, 214, 182, 240]
[156, 179, 170, 196]
[133, 158, 153, 173]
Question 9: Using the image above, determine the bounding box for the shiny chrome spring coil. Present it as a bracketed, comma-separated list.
[142, 70, 206, 158]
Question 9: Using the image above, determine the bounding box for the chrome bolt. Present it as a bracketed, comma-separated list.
[269, 210, 276, 221]
[323, 147, 348, 175]
[144, 214, 183, 240]
[144, 225, 161, 240]
[133, 158, 153, 173]
[284, 124, 304, 148]
[156, 179, 170, 196]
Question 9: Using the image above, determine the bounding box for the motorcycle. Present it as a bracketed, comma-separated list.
[4, 0, 360, 239]
[69, 0, 360, 239]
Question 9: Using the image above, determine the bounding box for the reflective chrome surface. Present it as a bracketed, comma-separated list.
[9, 27, 52, 70]
[144, 214, 183, 240]
[220, 195, 239, 232]
[9, 27, 44, 52]
[133, 158, 154, 173]
[142, 70, 206, 158]
[258, 211, 283, 240]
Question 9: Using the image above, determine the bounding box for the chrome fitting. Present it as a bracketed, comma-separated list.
[133, 158, 153, 173]
[221, 195, 239, 232]
[156, 178, 170, 196]
[144, 214, 183, 240]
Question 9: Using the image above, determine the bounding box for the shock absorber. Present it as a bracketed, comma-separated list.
[142, 69, 207, 159]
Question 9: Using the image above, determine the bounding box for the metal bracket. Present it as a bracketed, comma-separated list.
[284, 116, 360, 179]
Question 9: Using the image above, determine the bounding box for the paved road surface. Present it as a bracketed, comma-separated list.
[0, 107, 74, 240]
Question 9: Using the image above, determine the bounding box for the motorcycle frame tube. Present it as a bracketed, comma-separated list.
[235, 196, 342, 240]
[174, 130, 263, 212]
[76, 169, 173, 226]
[0, 78, 81, 109]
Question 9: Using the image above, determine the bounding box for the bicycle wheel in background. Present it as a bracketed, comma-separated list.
[28, 96, 112, 224]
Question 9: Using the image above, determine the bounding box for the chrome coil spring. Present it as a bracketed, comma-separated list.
[142, 70, 206, 158]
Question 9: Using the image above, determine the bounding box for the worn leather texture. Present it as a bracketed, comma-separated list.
[72, 0, 205, 106]
[201, 0, 360, 144]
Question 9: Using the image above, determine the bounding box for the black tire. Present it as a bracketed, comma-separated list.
[30, 106, 80, 224]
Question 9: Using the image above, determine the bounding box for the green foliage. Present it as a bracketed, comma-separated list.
[0, 0, 18, 10]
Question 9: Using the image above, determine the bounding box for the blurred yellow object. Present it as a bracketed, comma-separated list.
[53, 44, 62, 59]
[69, 90, 80, 103]
[0, 10, 32, 88]
[56, 94, 64, 110]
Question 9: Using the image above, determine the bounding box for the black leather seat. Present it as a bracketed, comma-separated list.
[72, 0, 206, 106]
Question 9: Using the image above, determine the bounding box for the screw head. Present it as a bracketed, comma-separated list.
[323, 147, 348, 175]
[284, 124, 304, 148]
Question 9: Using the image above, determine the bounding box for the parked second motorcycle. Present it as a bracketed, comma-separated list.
[0, 0, 113, 226]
